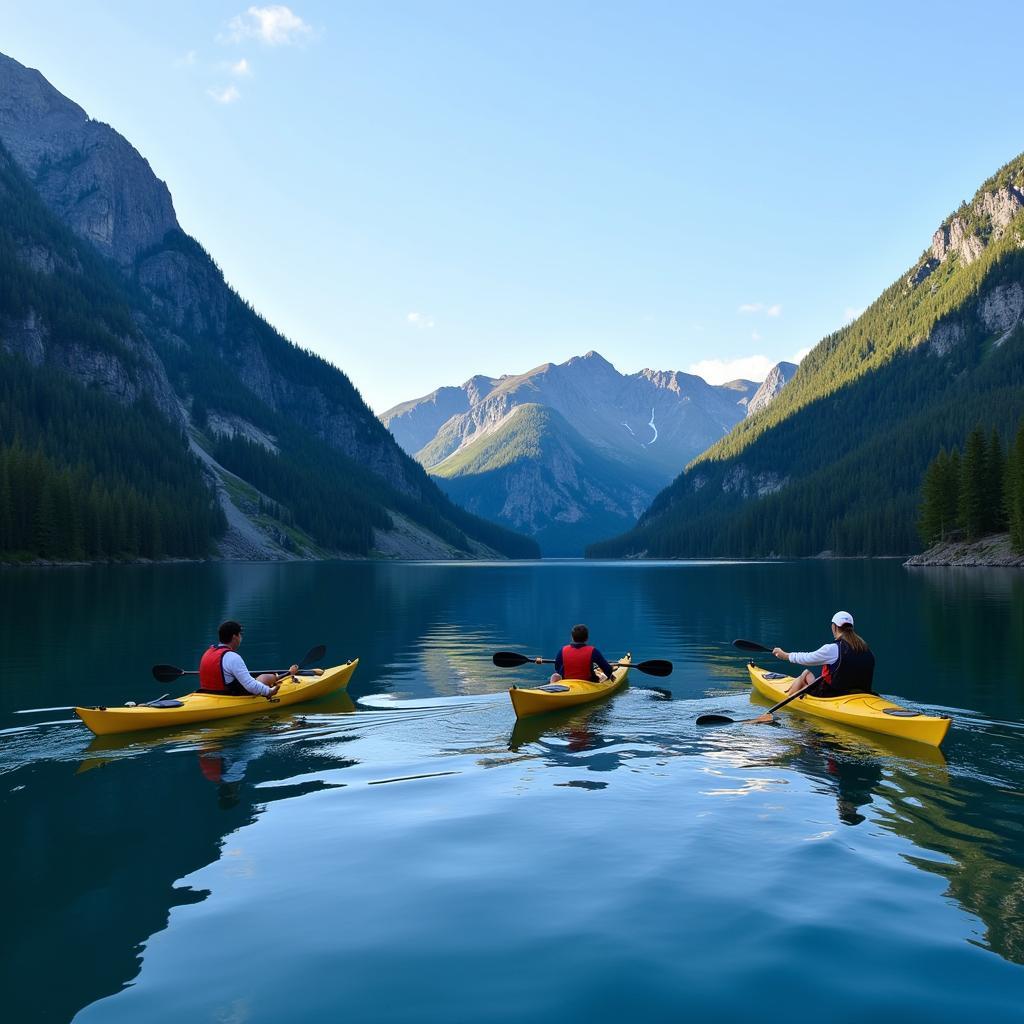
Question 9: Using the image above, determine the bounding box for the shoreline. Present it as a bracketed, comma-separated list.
[904, 534, 1024, 568]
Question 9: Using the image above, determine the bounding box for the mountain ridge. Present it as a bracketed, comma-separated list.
[590, 152, 1024, 559]
[0, 51, 538, 561]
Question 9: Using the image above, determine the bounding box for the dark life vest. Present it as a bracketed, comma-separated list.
[198, 644, 248, 695]
[561, 644, 597, 681]
[819, 638, 875, 696]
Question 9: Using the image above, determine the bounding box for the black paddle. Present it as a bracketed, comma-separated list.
[696, 675, 822, 727]
[732, 639, 774, 653]
[152, 644, 327, 684]
[492, 651, 673, 677]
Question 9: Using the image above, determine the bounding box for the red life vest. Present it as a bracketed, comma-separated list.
[199, 644, 232, 692]
[561, 644, 596, 681]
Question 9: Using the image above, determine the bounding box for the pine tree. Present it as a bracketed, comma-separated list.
[918, 448, 959, 545]
[959, 428, 989, 539]
[1008, 423, 1024, 553]
[986, 428, 1006, 534]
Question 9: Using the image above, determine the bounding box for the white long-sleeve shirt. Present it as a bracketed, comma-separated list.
[788, 643, 839, 667]
[220, 650, 274, 697]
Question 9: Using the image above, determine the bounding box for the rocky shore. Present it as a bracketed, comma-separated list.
[904, 534, 1024, 567]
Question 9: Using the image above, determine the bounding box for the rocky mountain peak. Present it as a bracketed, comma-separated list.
[0, 52, 178, 266]
[746, 361, 798, 418]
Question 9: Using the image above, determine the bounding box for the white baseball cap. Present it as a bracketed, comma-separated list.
[831, 610, 854, 627]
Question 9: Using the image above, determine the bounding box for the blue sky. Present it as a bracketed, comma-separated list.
[4, 2, 1023, 411]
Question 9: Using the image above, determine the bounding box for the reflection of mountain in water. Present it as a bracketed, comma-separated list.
[765, 714, 1024, 967]
[7, 711, 357, 1023]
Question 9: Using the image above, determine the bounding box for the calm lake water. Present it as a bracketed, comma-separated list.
[2, 559, 1023, 1023]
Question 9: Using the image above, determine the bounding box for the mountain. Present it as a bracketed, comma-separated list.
[382, 352, 763, 554]
[432, 404, 667, 555]
[0, 52, 538, 561]
[590, 154, 1024, 559]
[746, 361, 798, 418]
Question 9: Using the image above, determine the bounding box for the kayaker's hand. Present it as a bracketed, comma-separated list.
[288, 664, 299, 676]
[772, 647, 788, 660]
[534, 657, 543, 665]
[267, 683, 281, 698]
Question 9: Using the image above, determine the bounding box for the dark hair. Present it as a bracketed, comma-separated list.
[571, 623, 589, 643]
[836, 623, 869, 652]
[218, 620, 243, 644]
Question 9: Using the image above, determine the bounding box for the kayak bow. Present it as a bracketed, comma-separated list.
[508, 653, 631, 719]
[74, 660, 359, 736]
[747, 662, 950, 747]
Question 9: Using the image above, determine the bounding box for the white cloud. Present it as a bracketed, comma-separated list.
[407, 312, 435, 329]
[174, 50, 199, 67]
[688, 355, 776, 384]
[738, 302, 782, 317]
[688, 345, 810, 384]
[844, 306, 865, 323]
[225, 5, 313, 45]
[751, 330, 762, 342]
[229, 58, 252, 76]
[208, 84, 241, 104]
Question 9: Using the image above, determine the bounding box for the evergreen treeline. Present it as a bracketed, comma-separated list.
[0, 138, 537, 562]
[0, 353, 225, 560]
[590, 172, 1024, 560]
[918, 422, 1024, 551]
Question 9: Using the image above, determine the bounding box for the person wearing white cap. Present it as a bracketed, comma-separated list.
[772, 611, 875, 697]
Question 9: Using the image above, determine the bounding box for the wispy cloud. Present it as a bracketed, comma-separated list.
[174, 50, 199, 68]
[228, 58, 252, 76]
[738, 302, 782, 317]
[844, 306, 865, 323]
[224, 5, 313, 46]
[407, 312, 436, 329]
[208, 84, 241, 104]
[751, 330, 763, 342]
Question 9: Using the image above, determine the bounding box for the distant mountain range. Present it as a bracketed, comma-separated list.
[382, 352, 796, 554]
[591, 155, 1024, 558]
[0, 52, 538, 561]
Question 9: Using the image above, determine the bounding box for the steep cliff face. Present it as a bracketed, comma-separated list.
[746, 361, 797, 417]
[0, 54, 177, 267]
[0, 51, 538, 561]
[591, 153, 1024, 559]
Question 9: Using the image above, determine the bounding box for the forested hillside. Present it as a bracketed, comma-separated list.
[0, 53, 538, 562]
[591, 154, 1024, 558]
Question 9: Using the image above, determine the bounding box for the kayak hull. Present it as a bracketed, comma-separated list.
[747, 663, 950, 747]
[74, 660, 358, 736]
[509, 653, 630, 718]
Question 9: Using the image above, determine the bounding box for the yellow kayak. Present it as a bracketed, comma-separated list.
[747, 663, 951, 747]
[509, 653, 630, 719]
[75, 660, 359, 736]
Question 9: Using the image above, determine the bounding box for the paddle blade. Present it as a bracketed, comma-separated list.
[151, 664, 185, 683]
[299, 645, 327, 669]
[696, 714, 737, 726]
[633, 659, 673, 677]
[493, 651, 531, 668]
[733, 639, 772, 653]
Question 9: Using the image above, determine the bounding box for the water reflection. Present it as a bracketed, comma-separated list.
[3, 560, 1023, 1022]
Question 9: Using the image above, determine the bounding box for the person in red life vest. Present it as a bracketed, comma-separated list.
[198, 620, 299, 698]
[536, 623, 617, 684]
[771, 611, 876, 697]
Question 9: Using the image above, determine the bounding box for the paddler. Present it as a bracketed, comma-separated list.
[537, 624, 617, 684]
[772, 611, 875, 697]
[198, 620, 299, 698]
